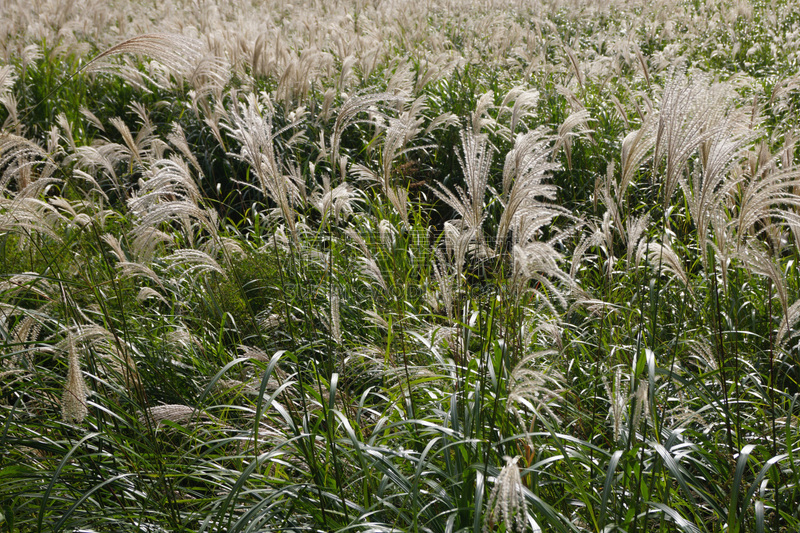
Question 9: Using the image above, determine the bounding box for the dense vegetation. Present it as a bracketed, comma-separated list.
[2, 0, 800, 531]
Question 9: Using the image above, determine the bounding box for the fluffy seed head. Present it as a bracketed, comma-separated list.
[62, 336, 88, 424]
[484, 455, 528, 533]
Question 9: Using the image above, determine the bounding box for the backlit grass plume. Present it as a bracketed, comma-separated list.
[61, 335, 89, 424]
[485, 456, 530, 533]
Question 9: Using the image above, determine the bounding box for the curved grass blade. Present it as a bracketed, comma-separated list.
[599, 449, 624, 528]
[36, 432, 100, 532]
[52, 474, 134, 532]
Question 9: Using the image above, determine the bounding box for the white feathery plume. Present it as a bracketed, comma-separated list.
[625, 213, 650, 264]
[377, 96, 428, 195]
[484, 456, 529, 533]
[496, 129, 562, 252]
[471, 91, 497, 136]
[631, 380, 650, 436]
[0, 132, 58, 194]
[167, 124, 203, 176]
[777, 299, 800, 349]
[131, 156, 203, 209]
[85, 33, 229, 95]
[431, 251, 455, 319]
[442, 222, 477, 280]
[129, 199, 218, 250]
[508, 349, 564, 425]
[735, 241, 789, 322]
[734, 158, 800, 256]
[0, 197, 65, 243]
[225, 93, 300, 242]
[385, 187, 409, 225]
[431, 130, 493, 234]
[378, 218, 398, 249]
[603, 367, 629, 443]
[108, 116, 153, 167]
[654, 71, 734, 208]
[0, 65, 20, 124]
[62, 334, 89, 424]
[330, 92, 404, 178]
[498, 87, 539, 135]
[140, 404, 210, 428]
[637, 239, 693, 296]
[511, 241, 569, 311]
[69, 143, 126, 199]
[359, 255, 388, 293]
[330, 292, 342, 345]
[554, 108, 593, 170]
[316, 179, 360, 225]
[569, 229, 603, 280]
[137, 286, 168, 304]
[619, 113, 657, 199]
[678, 115, 754, 271]
[165, 248, 227, 279]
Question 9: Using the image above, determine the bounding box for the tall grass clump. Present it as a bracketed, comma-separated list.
[2, 0, 800, 532]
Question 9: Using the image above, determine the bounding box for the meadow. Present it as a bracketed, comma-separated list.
[2, 0, 800, 531]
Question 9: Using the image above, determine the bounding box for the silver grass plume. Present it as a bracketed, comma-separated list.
[637, 239, 693, 297]
[378, 218, 398, 249]
[329, 292, 342, 345]
[167, 124, 203, 176]
[777, 298, 800, 350]
[497, 129, 562, 252]
[83, 33, 228, 93]
[129, 199, 218, 251]
[631, 380, 650, 437]
[508, 349, 564, 425]
[165, 248, 227, 279]
[471, 91, 498, 136]
[0, 197, 65, 244]
[734, 151, 800, 258]
[358, 255, 388, 293]
[60, 323, 143, 399]
[654, 71, 733, 208]
[385, 60, 415, 96]
[554, 108, 593, 170]
[89, 34, 200, 70]
[132, 157, 203, 209]
[431, 130, 493, 235]
[680, 111, 754, 271]
[140, 404, 211, 429]
[484, 456, 529, 533]
[414, 52, 459, 93]
[603, 367, 629, 443]
[108, 116, 153, 169]
[615, 107, 657, 203]
[569, 229, 603, 281]
[625, 213, 650, 264]
[137, 287, 167, 304]
[431, 251, 455, 319]
[225, 93, 300, 242]
[688, 339, 719, 373]
[511, 242, 570, 312]
[70, 143, 126, 200]
[315, 175, 360, 226]
[498, 87, 540, 136]
[735, 241, 789, 322]
[597, 162, 625, 245]
[330, 92, 404, 179]
[375, 95, 430, 223]
[442, 222, 477, 280]
[0, 65, 18, 130]
[62, 334, 89, 424]
[0, 133, 58, 195]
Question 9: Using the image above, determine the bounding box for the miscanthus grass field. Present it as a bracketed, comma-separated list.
[3, 0, 800, 531]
